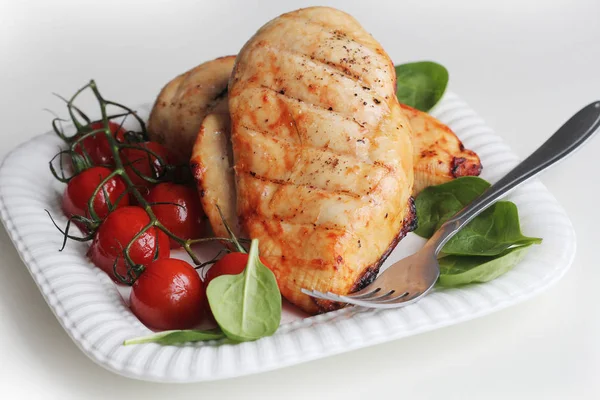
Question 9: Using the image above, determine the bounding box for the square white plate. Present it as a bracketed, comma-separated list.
[0, 92, 576, 382]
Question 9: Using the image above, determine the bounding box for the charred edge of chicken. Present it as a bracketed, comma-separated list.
[310, 198, 417, 314]
[451, 155, 482, 178]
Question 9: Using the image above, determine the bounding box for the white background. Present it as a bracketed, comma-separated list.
[1, 0, 599, 398]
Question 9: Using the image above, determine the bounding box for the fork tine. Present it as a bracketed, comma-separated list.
[302, 288, 381, 302]
[345, 282, 381, 297]
[302, 288, 426, 309]
[338, 296, 392, 308]
[367, 292, 425, 308]
[379, 291, 422, 304]
[334, 290, 422, 308]
[300, 289, 328, 301]
[354, 289, 395, 302]
[344, 287, 381, 299]
[324, 291, 349, 302]
[301, 289, 348, 304]
[372, 291, 409, 303]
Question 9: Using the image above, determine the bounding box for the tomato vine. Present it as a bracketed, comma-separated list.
[48, 80, 243, 285]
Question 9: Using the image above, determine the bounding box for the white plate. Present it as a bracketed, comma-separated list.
[0, 92, 576, 382]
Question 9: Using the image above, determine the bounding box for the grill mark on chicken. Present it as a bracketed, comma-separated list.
[239, 172, 397, 233]
[242, 208, 364, 235]
[276, 13, 394, 93]
[245, 42, 390, 123]
[238, 184, 404, 242]
[257, 85, 378, 130]
[246, 220, 353, 260]
[239, 170, 362, 199]
[259, 42, 377, 94]
[237, 90, 394, 198]
[237, 124, 393, 203]
[236, 87, 395, 215]
[240, 124, 384, 168]
[286, 50, 388, 106]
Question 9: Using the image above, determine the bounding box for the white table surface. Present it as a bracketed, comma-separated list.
[1, 0, 599, 398]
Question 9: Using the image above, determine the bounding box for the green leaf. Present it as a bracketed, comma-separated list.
[415, 176, 490, 237]
[395, 61, 449, 112]
[414, 176, 542, 256]
[207, 239, 282, 342]
[437, 244, 532, 287]
[443, 201, 542, 256]
[123, 329, 225, 345]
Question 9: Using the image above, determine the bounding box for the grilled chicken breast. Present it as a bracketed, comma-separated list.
[147, 56, 236, 162]
[228, 7, 415, 314]
[400, 104, 482, 194]
[191, 103, 481, 245]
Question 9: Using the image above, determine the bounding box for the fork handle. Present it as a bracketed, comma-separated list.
[429, 101, 600, 254]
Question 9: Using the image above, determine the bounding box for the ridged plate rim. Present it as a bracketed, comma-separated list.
[0, 92, 576, 382]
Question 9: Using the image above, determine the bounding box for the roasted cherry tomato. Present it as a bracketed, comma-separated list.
[130, 258, 205, 330]
[120, 142, 171, 191]
[62, 166, 129, 221]
[88, 206, 170, 281]
[74, 121, 126, 166]
[146, 183, 204, 248]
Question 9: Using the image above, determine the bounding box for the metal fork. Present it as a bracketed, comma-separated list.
[302, 101, 600, 309]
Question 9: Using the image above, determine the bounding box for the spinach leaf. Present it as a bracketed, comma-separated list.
[123, 329, 225, 346]
[207, 239, 282, 342]
[443, 201, 542, 256]
[415, 177, 541, 287]
[395, 61, 449, 112]
[415, 176, 490, 237]
[437, 244, 532, 287]
[414, 176, 541, 256]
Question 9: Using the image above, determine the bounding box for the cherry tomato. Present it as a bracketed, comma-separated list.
[88, 206, 170, 281]
[62, 166, 129, 221]
[204, 252, 272, 285]
[120, 142, 172, 191]
[204, 252, 250, 287]
[202, 252, 270, 320]
[146, 183, 204, 248]
[130, 258, 205, 330]
[74, 121, 126, 166]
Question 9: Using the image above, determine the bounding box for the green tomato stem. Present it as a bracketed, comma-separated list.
[50, 80, 249, 285]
